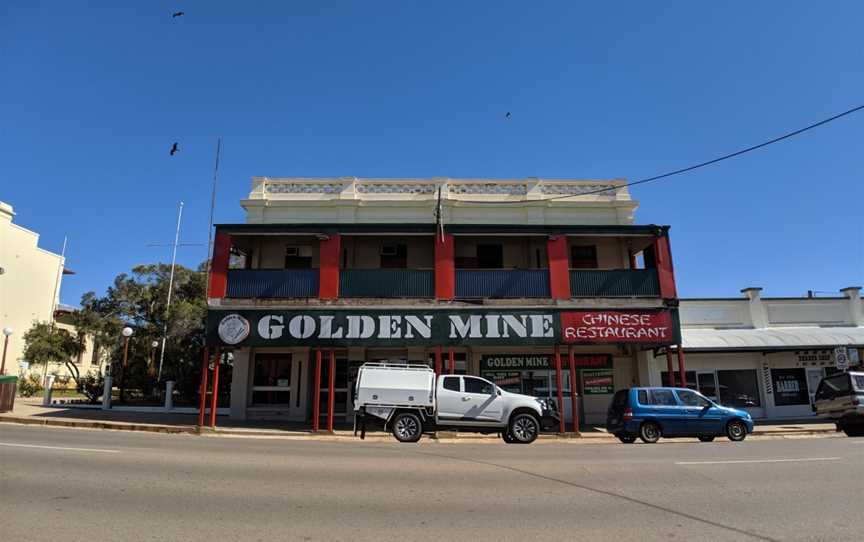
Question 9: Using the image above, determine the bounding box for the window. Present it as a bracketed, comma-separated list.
[228, 247, 249, 269]
[442, 376, 460, 392]
[637, 390, 648, 405]
[477, 244, 503, 268]
[771, 368, 809, 406]
[677, 389, 710, 407]
[284, 245, 312, 269]
[853, 375, 864, 391]
[613, 389, 630, 407]
[570, 245, 598, 269]
[649, 389, 677, 406]
[464, 377, 494, 395]
[661, 371, 697, 389]
[822, 373, 852, 396]
[380, 244, 407, 268]
[252, 354, 292, 405]
[717, 370, 761, 408]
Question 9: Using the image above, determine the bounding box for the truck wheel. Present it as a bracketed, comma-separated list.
[842, 424, 864, 437]
[392, 412, 423, 443]
[508, 413, 539, 444]
[502, 431, 517, 444]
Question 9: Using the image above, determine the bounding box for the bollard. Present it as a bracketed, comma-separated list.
[42, 375, 55, 406]
[102, 375, 112, 410]
[164, 380, 175, 410]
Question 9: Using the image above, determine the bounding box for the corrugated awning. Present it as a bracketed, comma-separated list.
[682, 326, 864, 351]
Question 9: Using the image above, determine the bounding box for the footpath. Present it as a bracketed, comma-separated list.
[0, 398, 838, 443]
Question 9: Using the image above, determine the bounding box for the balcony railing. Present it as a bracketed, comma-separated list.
[226, 269, 319, 298]
[339, 269, 434, 298]
[569, 269, 660, 297]
[456, 269, 550, 298]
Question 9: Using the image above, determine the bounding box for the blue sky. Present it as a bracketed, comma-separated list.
[2, 1, 862, 305]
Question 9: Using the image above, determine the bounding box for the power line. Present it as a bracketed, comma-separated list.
[461, 103, 864, 205]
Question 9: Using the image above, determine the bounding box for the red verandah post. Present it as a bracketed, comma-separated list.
[208, 347, 221, 428]
[568, 347, 579, 434]
[665, 349, 675, 387]
[434, 346, 443, 375]
[197, 346, 210, 427]
[677, 346, 687, 388]
[554, 345, 565, 434]
[327, 349, 336, 433]
[312, 349, 322, 432]
[448, 347, 455, 375]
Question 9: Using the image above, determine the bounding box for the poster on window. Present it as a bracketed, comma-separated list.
[771, 368, 809, 406]
[582, 369, 614, 395]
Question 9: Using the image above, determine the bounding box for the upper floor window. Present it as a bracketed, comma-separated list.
[571, 245, 598, 269]
[285, 245, 313, 269]
[477, 244, 503, 268]
[380, 244, 407, 268]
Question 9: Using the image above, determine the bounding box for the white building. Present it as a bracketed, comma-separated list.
[647, 287, 864, 419]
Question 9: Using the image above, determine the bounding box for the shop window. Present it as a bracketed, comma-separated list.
[442, 376, 460, 392]
[380, 244, 407, 269]
[477, 244, 503, 268]
[252, 354, 292, 406]
[570, 245, 598, 269]
[717, 370, 761, 408]
[660, 371, 697, 389]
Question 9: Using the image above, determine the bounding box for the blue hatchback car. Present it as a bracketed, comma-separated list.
[606, 387, 754, 444]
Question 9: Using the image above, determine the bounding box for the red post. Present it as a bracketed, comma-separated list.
[197, 346, 210, 427]
[208, 347, 221, 428]
[628, 249, 638, 270]
[312, 349, 322, 431]
[448, 347, 455, 375]
[434, 233, 455, 300]
[554, 345, 565, 434]
[653, 234, 677, 299]
[327, 349, 336, 433]
[208, 232, 231, 299]
[665, 349, 675, 387]
[677, 346, 687, 388]
[568, 347, 579, 434]
[434, 346, 443, 375]
[319, 234, 341, 300]
[546, 236, 572, 300]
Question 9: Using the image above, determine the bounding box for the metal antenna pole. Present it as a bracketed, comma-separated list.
[205, 138, 222, 286]
[157, 201, 184, 381]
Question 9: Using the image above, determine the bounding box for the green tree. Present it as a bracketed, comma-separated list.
[21, 321, 85, 383]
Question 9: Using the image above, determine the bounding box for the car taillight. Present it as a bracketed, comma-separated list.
[623, 407, 633, 420]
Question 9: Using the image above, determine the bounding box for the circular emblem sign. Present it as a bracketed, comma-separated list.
[218, 314, 250, 345]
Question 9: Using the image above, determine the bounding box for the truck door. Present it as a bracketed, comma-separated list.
[436, 375, 464, 421]
[462, 376, 503, 422]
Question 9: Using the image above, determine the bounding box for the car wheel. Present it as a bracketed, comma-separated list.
[502, 431, 517, 444]
[618, 434, 637, 444]
[726, 420, 747, 442]
[639, 421, 661, 444]
[391, 412, 423, 443]
[698, 435, 715, 442]
[842, 425, 864, 437]
[508, 413, 540, 444]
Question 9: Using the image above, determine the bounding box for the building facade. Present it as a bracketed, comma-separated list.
[0, 201, 73, 381]
[204, 177, 683, 428]
[647, 287, 864, 419]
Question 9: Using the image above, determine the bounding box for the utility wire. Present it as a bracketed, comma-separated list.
[461, 103, 864, 205]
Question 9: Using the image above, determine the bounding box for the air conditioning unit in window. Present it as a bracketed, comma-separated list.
[380, 245, 398, 256]
[286, 246, 313, 257]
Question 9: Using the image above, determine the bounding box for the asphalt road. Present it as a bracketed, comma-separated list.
[1, 425, 862, 542]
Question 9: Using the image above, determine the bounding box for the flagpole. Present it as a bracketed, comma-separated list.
[157, 201, 184, 381]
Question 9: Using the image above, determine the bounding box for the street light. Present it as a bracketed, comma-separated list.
[119, 327, 133, 403]
[148, 340, 159, 377]
[1, 327, 12, 376]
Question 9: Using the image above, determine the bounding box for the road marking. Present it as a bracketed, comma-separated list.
[0, 442, 120, 454]
[676, 457, 840, 465]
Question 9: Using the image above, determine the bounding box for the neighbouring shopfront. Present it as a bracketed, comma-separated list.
[211, 307, 680, 427]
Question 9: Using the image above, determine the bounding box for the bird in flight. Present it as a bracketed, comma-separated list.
[505, 112, 511, 119]
[172, 11, 185, 18]
[169, 143, 179, 156]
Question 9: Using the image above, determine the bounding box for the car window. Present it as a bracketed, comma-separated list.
[612, 389, 630, 407]
[815, 381, 833, 401]
[823, 374, 852, 396]
[676, 389, 710, 407]
[649, 389, 677, 406]
[442, 376, 460, 392]
[464, 377, 494, 394]
[637, 390, 648, 405]
[853, 375, 864, 391]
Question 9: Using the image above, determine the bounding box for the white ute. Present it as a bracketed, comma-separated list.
[353, 362, 557, 444]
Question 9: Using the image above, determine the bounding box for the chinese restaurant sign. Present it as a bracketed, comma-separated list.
[208, 308, 680, 348]
[560, 311, 674, 344]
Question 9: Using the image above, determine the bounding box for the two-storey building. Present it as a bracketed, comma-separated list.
[203, 177, 683, 429]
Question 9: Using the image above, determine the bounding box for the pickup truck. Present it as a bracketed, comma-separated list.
[353, 362, 558, 444]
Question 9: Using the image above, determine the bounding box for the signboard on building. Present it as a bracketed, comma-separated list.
[560, 311, 674, 344]
[771, 368, 809, 406]
[480, 354, 610, 371]
[834, 347, 849, 371]
[582, 369, 614, 394]
[208, 308, 681, 348]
